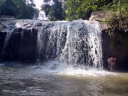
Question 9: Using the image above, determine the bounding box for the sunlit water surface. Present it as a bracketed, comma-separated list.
[0, 62, 128, 96]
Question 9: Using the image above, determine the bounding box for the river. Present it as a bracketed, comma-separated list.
[0, 62, 128, 96]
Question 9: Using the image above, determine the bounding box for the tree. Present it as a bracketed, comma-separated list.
[42, 0, 65, 21]
[64, 0, 103, 21]
[0, 0, 37, 19]
[64, 0, 115, 21]
[119, 0, 122, 30]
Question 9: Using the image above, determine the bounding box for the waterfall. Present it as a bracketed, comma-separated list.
[60, 21, 103, 69]
[0, 20, 103, 70]
[36, 20, 103, 69]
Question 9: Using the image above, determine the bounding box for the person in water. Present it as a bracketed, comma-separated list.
[107, 57, 116, 71]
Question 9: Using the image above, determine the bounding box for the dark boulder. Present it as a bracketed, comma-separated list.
[3, 28, 38, 63]
[35, 23, 42, 27]
[0, 32, 7, 59]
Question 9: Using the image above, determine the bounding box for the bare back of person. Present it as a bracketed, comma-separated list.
[107, 57, 116, 71]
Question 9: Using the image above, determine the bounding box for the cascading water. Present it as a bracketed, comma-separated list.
[1, 22, 15, 56]
[35, 20, 103, 73]
[59, 21, 103, 69]
[0, 19, 103, 74]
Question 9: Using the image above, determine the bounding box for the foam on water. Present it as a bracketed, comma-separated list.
[33, 61, 116, 76]
[0, 61, 116, 76]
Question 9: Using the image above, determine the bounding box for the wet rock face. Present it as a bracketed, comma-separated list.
[102, 29, 128, 70]
[2, 28, 38, 63]
[0, 32, 6, 58]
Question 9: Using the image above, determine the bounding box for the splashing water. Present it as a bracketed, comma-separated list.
[36, 60, 115, 76]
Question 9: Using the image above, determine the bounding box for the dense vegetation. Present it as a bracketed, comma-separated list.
[42, 0, 114, 21]
[41, 0, 128, 25]
[64, 0, 128, 21]
[0, 0, 127, 23]
[64, 0, 112, 20]
[0, 0, 37, 19]
[103, 0, 128, 30]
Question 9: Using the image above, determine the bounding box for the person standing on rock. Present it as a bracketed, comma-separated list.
[107, 57, 116, 71]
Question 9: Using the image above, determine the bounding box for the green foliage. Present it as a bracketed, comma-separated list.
[64, 0, 115, 21]
[104, 0, 128, 31]
[42, 0, 65, 21]
[41, 0, 128, 22]
[64, 0, 128, 21]
[0, 0, 37, 19]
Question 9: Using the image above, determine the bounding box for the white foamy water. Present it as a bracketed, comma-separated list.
[32, 61, 116, 76]
[58, 68, 116, 76]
